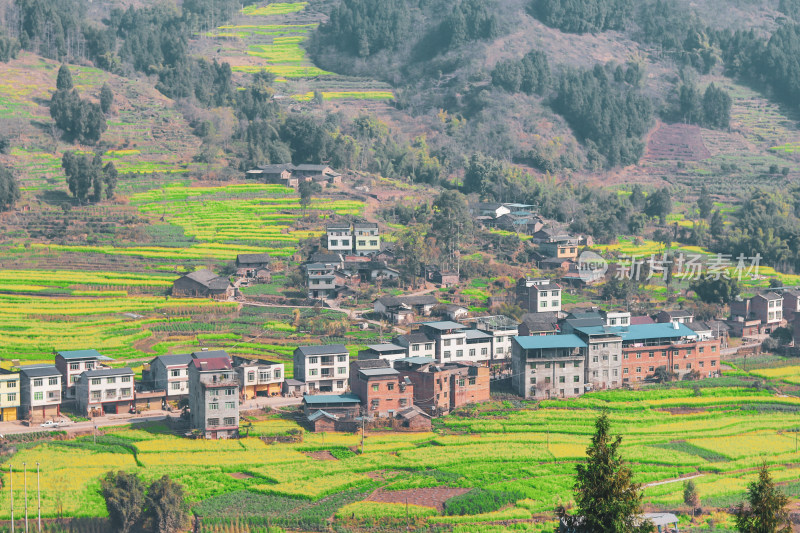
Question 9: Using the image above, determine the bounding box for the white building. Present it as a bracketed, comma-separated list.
[474, 315, 520, 362]
[326, 223, 353, 254]
[293, 345, 350, 393]
[76, 368, 135, 416]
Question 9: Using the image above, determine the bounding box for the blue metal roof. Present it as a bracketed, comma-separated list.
[514, 334, 587, 350]
[57, 349, 113, 361]
[573, 323, 696, 342]
[303, 393, 361, 405]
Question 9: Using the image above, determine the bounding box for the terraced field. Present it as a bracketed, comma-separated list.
[3, 388, 800, 531]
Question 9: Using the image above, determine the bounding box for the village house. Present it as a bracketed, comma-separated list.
[572, 322, 721, 383]
[326, 223, 353, 254]
[283, 378, 307, 397]
[571, 329, 623, 391]
[142, 353, 192, 402]
[55, 349, 114, 399]
[395, 358, 490, 416]
[188, 357, 239, 439]
[418, 321, 469, 364]
[517, 278, 562, 313]
[293, 345, 350, 394]
[349, 360, 414, 417]
[234, 358, 284, 399]
[655, 309, 695, 325]
[473, 315, 520, 363]
[19, 365, 61, 422]
[342, 260, 399, 282]
[246, 163, 297, 187]
[729, 292, 785, 335]
[441, 304, 469, 321]
[686, 320, 714, 341]
[76, 367, 135, 416]
[357, 344, 409, 367]
[293, 164, 342, 185]
[172, 269, 233, 300]
[302, 394, 362, 431]
[373, 294, 438, 324]
[393, 332, 436, 359]
[235, 253, 271, 282]
[353, 221, 381, 256]
[518, 312, 560, 336]
[308, 252, 345, 269]
[0, 370, 20, 421]
[511, 335, 587, 400]
[421, 265, 460, 287]
[780, 288, 800, 321]
[464, 329, 493, 363]
[395, 405, 432, 431]
[305, 262, 337, 300]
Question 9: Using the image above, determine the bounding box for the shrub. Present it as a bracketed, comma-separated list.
[443, 488, 525, 516]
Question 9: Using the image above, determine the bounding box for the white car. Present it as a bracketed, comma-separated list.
[40, 420, 59, 428]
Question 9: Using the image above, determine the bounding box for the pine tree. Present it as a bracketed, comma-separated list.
[100, 471, 145, 533]
[100, 83, 114, 114]
[735, 464, 790, 533]
[556, 412, 650, 533]
[56, 64, 73, 91]
[683, 479, 700, 517]
[697, 185, 713, 219]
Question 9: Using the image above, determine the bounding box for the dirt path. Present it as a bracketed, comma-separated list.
[366, 487, 471, 512]
[644, 473, 704, 488]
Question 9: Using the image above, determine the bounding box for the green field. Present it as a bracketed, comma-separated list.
[3, 387, 800, 530]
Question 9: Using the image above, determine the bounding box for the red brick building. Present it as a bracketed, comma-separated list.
[394, 357, 490, 416]
[349, 360, 414, 417]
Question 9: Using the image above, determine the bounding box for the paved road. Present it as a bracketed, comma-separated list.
[0, 395, 302, 436]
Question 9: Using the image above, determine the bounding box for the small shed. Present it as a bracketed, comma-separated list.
[307, 410, 338, 432]
[283, 378, 307, 397]
[395, 405, 432, 431]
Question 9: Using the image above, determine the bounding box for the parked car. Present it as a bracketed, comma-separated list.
[40, 420, 59, 428]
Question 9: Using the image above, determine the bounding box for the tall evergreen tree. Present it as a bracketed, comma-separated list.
[56, 64, 73, 91]
[0, 165, 21, 211]
[697, 185, 713, 219]
[735, 464, 790, 533]
[556, 412, 650, 533]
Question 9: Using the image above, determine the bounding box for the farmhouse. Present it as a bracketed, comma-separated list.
[142, 353, 193, 401]
[511, 334, 587, 400]
[245, 163, 297, 187]
[357, 343, 409, 367]
[55, 349, 114, 399]
[730, 292, 785, 335]
[172, 269, 233, 300]
[518, 312, 559, 336]
[655, 309, 695, 325]
[234, 358, 284, 399]
[373, 294, 438, 324]
[326, 223, 353, 254]
[235, 253, 271, 281]
[349, 360, 413, 417]
[19, 365, 61, 422]
[76, 367, 135, 416]
[516, 278, 562, 313]
[473, 315, 520, 363]
[302, 393, 361, 418]
[293, 345, 350, 394]
[353, 221, 380, 256]
[188, 357, 239, 439]
[395, 358, 489, 416]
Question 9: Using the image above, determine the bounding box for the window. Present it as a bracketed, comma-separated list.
[91, 391, 101, 400]
[358, 240, 366, 246]
[457, 378, 465, 387]
[530, 377, 537, 384]
[275, 369, 281, 379]
[623, 368, 629, 374]
[544, 377, 551, 383]
[559, 362, 565, 369]
[673, 351, 679, 356]
[387, 383, 395, 391]
[444, 339, 451, 347]
[648, 352, 654, 358]
[105, 390, 116, 399]
[574, 362, 580, 368]
[85, 362, 94, 370]
[171, 369, 181, 378]
[686, 363, 692, 369]
[469, 349, 476, 357]
[711, 346, 717, 352]
[574, 388, 580, 394]
[337, 367, 346, 375]
[482, 348, 488, 355]
[309, 357, 318, 364]
[209, 390, 219, 396]
[623, 354, 629, 359]
[552, 300, 559, 307]
[372, 384, 379, 392]
[71, 376, 78, 383]
[540, 301, 547, 308]
[330, 239, 338, 246]
[544, 363, 551, 369]
[33, 378, 43, 387]
[540, 291, 548, 297]
[121, 388, 131, 397]
[34, 392, 43, 401]
[171, 383, 181, 390]
[225, 388, 235, 395]
[69, 363, 80, 371]
[247, 371, 256, 382]
[370, 240, 378, 246]
[592, 356, 598, 363]
[370, 399, 380, 409]
[699, 361, 705, 367]
[412, 344, 420, 352]
[209, 403, 219, 410]
[399, 399, 408, 407]
[425, 343, 433, 350]
[559, 376, 566, 383]
[469, 377, 476, 385]
[337, 381, 344, 389]
[530, 363, 536, 370]
[648, 366, 654, 372]
[636, 353, 641, 359]
[635, 367, 641, 373]
[613, 369, 618, 376]
[48, 377, 58, 386]
[260, 372, 270, 381]
[699, 347, 705, 354]
[121, 376, 131, 383]
[613, 355, 618, 361]
[673, 364, 679, 370]
[573, 376, 580, 382]
[106, 377, 116, 384]
[225, 402, 236, 409]
[456, 350, 463, 358]
[337, 355, 347, 362]
[223, 417, 235, 426]
[91, 378, 101, 386]
[207, 418, 219, 427]
[444, 351, 451, 358]
[661, 350, 667, 357]
[309, 369, 318, 376]
[711, 360, 717, 366]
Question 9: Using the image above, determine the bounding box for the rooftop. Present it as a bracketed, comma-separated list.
[303, 393, 361, 405]
[190, 357, 232, 371]
[19, 365, 60, 378]
[514, 334, 587, 350]
[475, 314, 519, 331]
[395, 356, 436, 365]
[421, 321, 467, 331]
[359, 367, 401, 377]
[376, 294, 438, 307]
[57, 349, 114, 361]
[296, 344, 348, 356]
[83, 367, 134, 378]
[183, 269, 230, 290]
[364, 343, 406, 353]
[660, 309, 694, 318]
[237, 253, 271, 264]
[396, 333, 432, 344]
[465, 329, 493, 340]
[573, 323, 697, 343]
[153, 353, 193, 367]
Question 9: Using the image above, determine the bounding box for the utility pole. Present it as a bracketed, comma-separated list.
[23, 462, 28, 533]
[36, 463, 40, 533]
[406, 496, 409, 532]
[10, 464, 14, 533]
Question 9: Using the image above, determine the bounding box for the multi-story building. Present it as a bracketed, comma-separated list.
[655, 310, 694, 325]
[326, 223, 353, 254]
[511, 334, 587, 399]
[349, 360, 414, 417]
[474, 315, 520, 363]
[393, 333, 436, 359]
[730, 292, 785, 335]
[357, 344, 410, 367]
[188, 357, 239, 439]
[76, 368, 135, 416]
[353, 222, 380, 256]
[464, 329, 493, 363]
[573, 323, 721, 383]
[419, 321, 468, 364]
[305, 262, 336, 300]
[516, 278, 562, 313]
[143, 353, 193, 401]
[602, 310, 631, 327]
[293, 345, 350, 393]
[55, 349, 114, 399]
[235, 359, 284, 399]
[19, 365, 61, 422]
[0, 370, 20, 421]
[539, 237, 581, 259]
[572, 329, 623, 391]
[395, 358, 489, 416]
